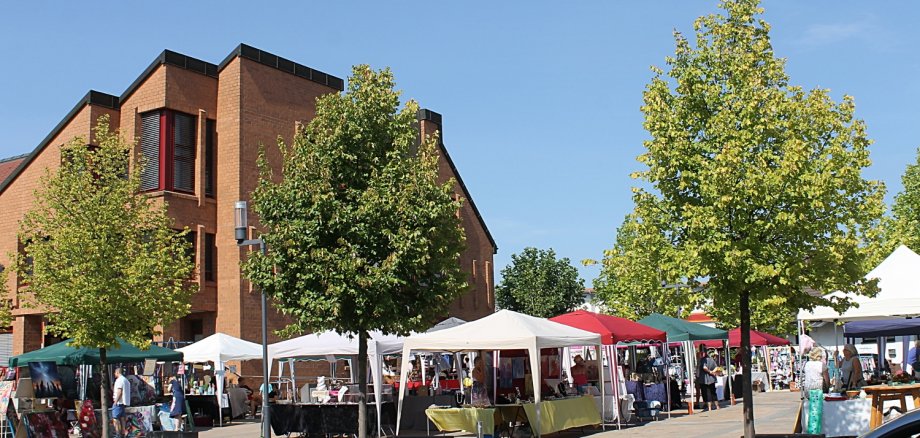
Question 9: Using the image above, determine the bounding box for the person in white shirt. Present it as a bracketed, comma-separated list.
[112, 367, 131, 437]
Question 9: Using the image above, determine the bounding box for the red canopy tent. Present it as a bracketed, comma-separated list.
[697, 328, 790, 348]
[550, 310, 669, 426]
[550, 310, 667, 344]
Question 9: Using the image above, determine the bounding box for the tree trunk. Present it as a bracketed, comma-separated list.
[99, 347, 110, 438]
[358, 330, 368, 438]
[740, 290, 755, 438]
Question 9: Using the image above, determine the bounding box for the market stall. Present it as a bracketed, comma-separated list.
[176, 333, 263, 425]
[550, 310, 668, 426]
[267, 330, 405, 436]
[698, 328, 791, 391]
[638, 313, 729, 412]
[397, 309, 603, 437]
[7, 338, 182, 436]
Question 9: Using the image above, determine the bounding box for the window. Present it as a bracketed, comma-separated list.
[204, 233, 216, 282]
[205, 119, 216, 197]
[182, 230, 197, 264]
[173, 113, 196, 192]
[139, 110, 197, 193]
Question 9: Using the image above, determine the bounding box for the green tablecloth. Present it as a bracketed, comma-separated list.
[425, 407, 495, 434]
[521, 396, 601, 435]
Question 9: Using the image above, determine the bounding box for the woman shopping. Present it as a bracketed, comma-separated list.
[837, 344, 866, 391]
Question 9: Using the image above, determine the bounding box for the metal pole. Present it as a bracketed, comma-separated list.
[260, 240, 271, 438]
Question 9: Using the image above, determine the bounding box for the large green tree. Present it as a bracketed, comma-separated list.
[18, 117, 195, 437]
[244, 65, 467, 438]
[633, 1, 884, 435]
[497, 247, 585, 318]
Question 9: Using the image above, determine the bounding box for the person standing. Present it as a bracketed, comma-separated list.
[907, 340, 920, 376]
[802, 348, 830, 393]
[169, 376, 185, 430]
[837, 344, 866, 391]
[112, 367, 131, 438]
[697, 349, 719, 411]
[570, 355, 589, 394]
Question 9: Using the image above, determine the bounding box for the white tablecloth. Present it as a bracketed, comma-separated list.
[592, 394, 635, 423]
[802, 396, 915, 437]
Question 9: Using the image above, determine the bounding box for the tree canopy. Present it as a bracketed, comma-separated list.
[243, 65, 467, 438]
[875, 148, 920, 259]
[497, 247, 585, 318]
[18, 116, 195, 436]
[626, 0, 885, 435]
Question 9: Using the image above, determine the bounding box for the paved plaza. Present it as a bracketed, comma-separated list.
[196, 391, 802, 437]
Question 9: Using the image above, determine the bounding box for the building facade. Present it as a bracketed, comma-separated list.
[0, 44, 496, 363]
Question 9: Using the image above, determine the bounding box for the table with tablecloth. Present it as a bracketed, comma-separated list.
[801, 395, 916, 437]
[270, 402, 396, 435]
[521, 396, 602, 435]
[400, 395, 457, 430]
[425, 407, 495, 434]
[185, 394, 231, 426]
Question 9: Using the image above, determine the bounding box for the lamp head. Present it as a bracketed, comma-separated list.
[234, 201, 248, 242]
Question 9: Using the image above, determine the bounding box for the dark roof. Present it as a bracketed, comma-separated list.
[0, 154, 29, 187]
[418, 109, 497, 254]
[219, 44, 344, 91]
[1, 45, 343, 197]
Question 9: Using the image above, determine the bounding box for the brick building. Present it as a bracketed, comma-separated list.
[0, 44, 496, 364]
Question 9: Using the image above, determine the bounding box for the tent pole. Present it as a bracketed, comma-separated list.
[598, 344, 606, 431]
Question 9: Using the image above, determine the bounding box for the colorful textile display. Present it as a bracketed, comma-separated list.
[0, 381, 14, 414]
[24, 411, 69, 438]
[127, 375, 155, 405]
[78, 399, 102, 438]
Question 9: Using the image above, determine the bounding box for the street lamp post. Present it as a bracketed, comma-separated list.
[234, 201, 271, 438]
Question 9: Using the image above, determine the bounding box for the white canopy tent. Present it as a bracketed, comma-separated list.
[267, 330, 405, 435]
[798, 245, 920, 322]
[176, 333, 264, 425]
[396, 309, 603, 436]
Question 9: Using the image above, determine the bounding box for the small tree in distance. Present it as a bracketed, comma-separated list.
[17, 117, 195, 437]
[244, 65, 467, 438]
[497, 247, 585, 318]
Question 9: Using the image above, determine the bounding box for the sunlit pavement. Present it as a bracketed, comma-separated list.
[196, 391, 802, 437]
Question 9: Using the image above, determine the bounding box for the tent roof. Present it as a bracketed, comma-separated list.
[844, 319, 920, 338]
[637, 313, 728, 342]
[549, 310, 667, 344]
[426, 317, 467, 333]
[268, 330, 404, 363]
[9, 338, 182, 367]
[799, 245, 920, 322]
[176, 333, 263, 364]
[697, 328, 790, 348]
[403, 309, 601, 352]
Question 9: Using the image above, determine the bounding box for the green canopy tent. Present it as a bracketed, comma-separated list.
[9, 338, 182, 367]
[637, 313, 728, 342]
[638, 313, 729, 413]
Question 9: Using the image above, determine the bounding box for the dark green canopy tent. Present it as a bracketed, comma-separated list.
[9, 338, 182, 367]
[638, 313, 728, 342]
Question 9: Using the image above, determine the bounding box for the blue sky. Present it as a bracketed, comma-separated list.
[2, 1, 919, 285]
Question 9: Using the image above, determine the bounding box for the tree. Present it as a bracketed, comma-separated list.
[244, 65, 467, 438]
[593, 214, 701, 320]
[633, 1, 885, 436]
[876, 148, 920, 258]
[0, 270, 11, 328]
[497, 247, 585, 318]
[17, 117, 195, 437]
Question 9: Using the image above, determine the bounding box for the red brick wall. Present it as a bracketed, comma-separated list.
[5, 47, 497, 359]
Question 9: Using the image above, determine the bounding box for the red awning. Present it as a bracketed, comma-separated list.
[550, 310, 668, 344]
[696, 328, 790, 348]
